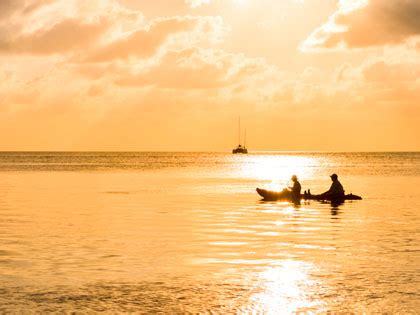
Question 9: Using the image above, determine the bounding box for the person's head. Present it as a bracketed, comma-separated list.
[291, 175, 298, 182]
[330, 173, 338, 181]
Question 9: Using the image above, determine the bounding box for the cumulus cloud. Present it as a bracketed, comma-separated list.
[114, 48, 274, 90]
[84, 16, 225, 62]
[185, 0, 211, 8]
[0, 0, 23, 19]
[115, 49, 227, 89]
[185, 0, 305, 8]
[0, 0, 146, 56]
[363, 60, 420, 84]
[0, 0, 226, 60]
[0, 0, 53, 19]
[0, 0, 239, 102]
[0, 19, 108, 55]
[302, 0, 420, 50]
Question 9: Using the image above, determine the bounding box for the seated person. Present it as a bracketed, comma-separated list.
[288, 175, 301, 201]
[322, 173, 344, 197]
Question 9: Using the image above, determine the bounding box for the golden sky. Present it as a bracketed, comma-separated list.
[1, 0, 419, 151]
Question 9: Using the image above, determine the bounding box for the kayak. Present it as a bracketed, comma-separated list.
[256, 188, 294, 201]
[256, 188, 362, 202]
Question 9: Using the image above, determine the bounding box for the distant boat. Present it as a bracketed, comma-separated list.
[232, 144, 248, 154]
[232, 117, 248, 154]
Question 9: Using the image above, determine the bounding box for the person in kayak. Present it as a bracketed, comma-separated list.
[288, 175, 301, 202]
[322, 173, 344, 198]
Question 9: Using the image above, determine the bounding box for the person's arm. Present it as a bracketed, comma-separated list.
[323, 183, 333, 195]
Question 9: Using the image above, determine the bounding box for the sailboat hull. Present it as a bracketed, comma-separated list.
[232, 148, 248, 154]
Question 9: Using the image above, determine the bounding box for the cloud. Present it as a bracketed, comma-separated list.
[0, 0, 23, 19]
[84, 16, 225, 62]
[363, 60, 420, 84]
[0, 0, 146, 56]
[0, 0, 226, 59]
[360, 58, 420, 109]
[185, 0, 211, 8]
[185, 0, 306, 9]
[115, 49, 228, 89]
[114, 48, 274, 90]
[0, 0, 53, 19]
[0, 19, 108, 55]
[302, 0, 420, 50]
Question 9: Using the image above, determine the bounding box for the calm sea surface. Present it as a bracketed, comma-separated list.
[0, 152, 419, 313]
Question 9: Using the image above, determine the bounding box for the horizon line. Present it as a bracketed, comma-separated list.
[0, 150, 418, 153]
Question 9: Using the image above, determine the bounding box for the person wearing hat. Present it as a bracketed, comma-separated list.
[288, 175, 301, 202]
[322, 173, 344, 197]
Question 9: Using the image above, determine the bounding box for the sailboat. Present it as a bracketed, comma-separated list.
[232, 117, 248, 154]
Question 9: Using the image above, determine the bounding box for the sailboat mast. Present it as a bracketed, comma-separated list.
[244, 128, 246, 147]
[238, 117, 241, 145]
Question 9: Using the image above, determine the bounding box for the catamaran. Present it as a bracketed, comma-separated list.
[232, 117, 248, 154]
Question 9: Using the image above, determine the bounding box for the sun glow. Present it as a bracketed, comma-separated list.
[233, 0, 249, 7]
[239, 155, 316, 190]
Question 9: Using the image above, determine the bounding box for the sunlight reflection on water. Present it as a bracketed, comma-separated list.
[238, 155, 316, 189]
[248, 261, 320, 314]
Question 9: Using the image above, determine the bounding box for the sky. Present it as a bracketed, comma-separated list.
[1, 0, 419, 151]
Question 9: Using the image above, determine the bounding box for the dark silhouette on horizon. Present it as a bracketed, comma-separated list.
[232, 144, 248, 154]
[232, 117, 248, 154]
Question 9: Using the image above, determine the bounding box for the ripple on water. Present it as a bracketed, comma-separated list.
[0, 282, 256, 313]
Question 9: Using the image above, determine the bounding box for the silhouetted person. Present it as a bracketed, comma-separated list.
[288, 175, 301, 202]
[322, 173, 344, 198]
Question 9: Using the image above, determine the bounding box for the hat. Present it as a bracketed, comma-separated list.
[330, 173, 338, 179]
[291, 175, 298, 180]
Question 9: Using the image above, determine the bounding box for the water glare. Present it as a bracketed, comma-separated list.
[249, 261, 319, 314]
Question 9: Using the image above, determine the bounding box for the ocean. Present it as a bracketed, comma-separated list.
[0, 152, 419, 313]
